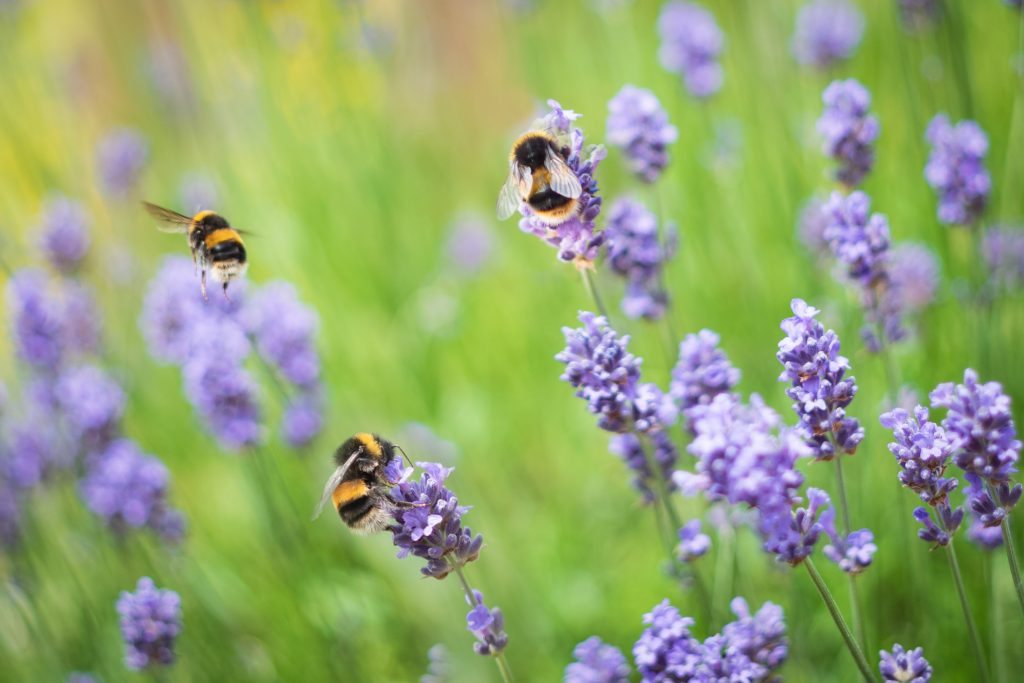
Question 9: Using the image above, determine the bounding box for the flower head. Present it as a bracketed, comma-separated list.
[676, 519, 711, 562]
[38, 196, 90, 273]
[822, 517, 877, 575]
[925, 114, 991, 226]
[55, 365, 125, 455]
[139, 257, 210, 364]
[116, 577, 181, 670]
[603, 198, 676, 320]
[889, 243, 939, 314]
[3, 424, 58, 489]
[793, 0, 864, 69]
[817, 79, 879, 187]
[245, 281, 320, 388]
[671, 329, 740, 431]
[879, 406, 959, 505]
[606, 85, 678, 183]
[566, 636, 631, 683]
[390, 462, 483, 579]
[763, 487, 833, 566]
[880, 644, 932, 683]
[7, 269, 65, 368]
[633, 599, 703, 680]
[657, 2, 725, 98]
[465, 590, 509, 656]
[97, 128, 148, 198]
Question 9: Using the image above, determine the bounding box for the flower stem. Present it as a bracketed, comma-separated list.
[945, 541, 990, 683]
[452, 565, 513, 683]
[803, 558, 876, 683]
[831, 447, 868, 653]
[999, 516, 1024, 618]
[580, 267, 611, 321]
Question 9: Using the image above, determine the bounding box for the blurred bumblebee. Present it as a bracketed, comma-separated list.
[142, 201, 248, 299]
[496, 130, 582, 224]
[312, 433, 416, 534]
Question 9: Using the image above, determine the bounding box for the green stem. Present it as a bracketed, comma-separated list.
[452, 565, 513, 683]
[580, 267, 611, 321]
[831, 446, 867, 653]
[999, 516, 1024, 618]
[945, 541, 990, 683]
[803, 558, 877, 683]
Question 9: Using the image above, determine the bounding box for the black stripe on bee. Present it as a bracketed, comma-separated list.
[528, 190, 574, 212]
[208, 240, 247, 263]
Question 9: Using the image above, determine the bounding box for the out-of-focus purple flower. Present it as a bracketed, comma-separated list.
[245, 282, 320, 388]
[777, 298, 864, 459]
[899, 0, 940, 30]
[633, 599, 703, 680]
[421, 644, 449, 683]
[178, 172, 218, 213]
[824, 192, 905, 349]
[606, 85, 678, 183]
[519, 101, 606, 264]
[116, 577, 181, 670]
[676, 519, 711, 562]
[81, 439, 184, 541]
[465, 590, 509, 656]
[764, 487, 833, 565]
[97, 128, 148, 198]
[282, 390, 324, 449]
[56, 365, 125, 454]
[821, 509, 877, 574]
[390, 462, 483, 579]
[880, 644, 932, 682]
[0, 479, 22, 550]
[968, 517, 1004, 549]
[61, 281, 102, 356]
[792, 0, 864, 69]
[817, 79, 879, 187]
[610, 431, 678, 503]
[983, 226, 1024, 289]
[38, 196, 90, 273]
[3, 425, 57, 489]
[140, 257, 208, 364]
[670, 329, 740, 431]
[889, 243, 939, 313]
[721, 598, 788, 675]
[925, 114, 991, 226]
[148, 41, 193, 109]
[445, 213, 494, 277]
[566, 636, 631, 683]
[657, 1, 725, 98]
[7, 269, 65, 368]
[65, 672, 99, 683]
[603, 198, 676, 320]
[798, 197, 832, 260]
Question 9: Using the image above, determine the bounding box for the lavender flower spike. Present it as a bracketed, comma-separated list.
[792, 0, 864, 69]
[245, 281, 321, 388]
[817, 79, 879, 187]
[466, 590, 509, 656]
[38, 196, 90, 273]
[606, 85, 678, 183]
[821, 506, 877, 575]
[671, 329, 740, 431]
[889, 243, 939, 314]
[925, 114, 991, 226]
[632, 599, 703, 680]
[879, 406, 959, 506]
[389, 462, 483, 579]
[97, 128, 148, 198]
[657, 1, 725, 98]
[116, 577, 182, 670]
[676, 519, 711, 562]
[603, 198, 676, 320]
[763, 487, 833, 566]
[880, 644, 932, 682]
[566, 636, 631, 683]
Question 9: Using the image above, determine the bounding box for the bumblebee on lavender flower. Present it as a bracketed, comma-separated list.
[313, 433, 417, 534]
[496, 130, 582, 224]
[142, 202, 248, 300]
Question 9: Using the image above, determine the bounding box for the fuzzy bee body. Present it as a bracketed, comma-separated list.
[143, 203, 249, 299]
[314, 433, 412, 534]
[497, 130, 583, 225]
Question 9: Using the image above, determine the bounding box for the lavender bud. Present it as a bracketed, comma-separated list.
[676, 519, 711, 562]
[657, 2, 725, 99]
[763, 487, 832, 566]
[565, 636, 631, 683]
[821, 514, 877, 575]
[38, 196, 90, 273]
[465, 590, 509, 656]
[609, 431, 678, 503]
[792, 0, 864, 69]
[606, 85, 678, 183]
[116, 577, 182, 670]
[420, 644, 449, 683]
[879, 644, 932, 682]
[925, 114, 991, 226]
[817, 79, 878, 187]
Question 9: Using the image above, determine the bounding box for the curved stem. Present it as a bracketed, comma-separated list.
[945, 541, 990, 683]
[580, 267, 610, 321]
[803, 558, 877, 683]
[452, 565, 513, 683]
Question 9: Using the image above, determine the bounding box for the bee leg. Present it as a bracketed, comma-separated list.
[222, 282, 231, 301]
[200, 270, 208, 301]
[391, 499, 430, 509]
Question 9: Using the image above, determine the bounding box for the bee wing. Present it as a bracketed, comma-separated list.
[544, 152, 582, 199]
[142, 201, 192, 234]
[311, 450, 362, 520]
[496, 173, 523, 220]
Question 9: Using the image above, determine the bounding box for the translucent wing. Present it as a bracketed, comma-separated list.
[544, 152, 582, 199]
[311, 450, 362, 520]
[142, 201, 191, 234]
[496, 173, 522, 220]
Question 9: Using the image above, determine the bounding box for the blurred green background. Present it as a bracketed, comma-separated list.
[1, 0, 1023, 680]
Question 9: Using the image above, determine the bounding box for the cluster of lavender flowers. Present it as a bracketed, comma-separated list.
[657, 1, 725, 99]
[1, 199, 183, 546]
[880, 644, 933, 682]
[96, 127, 148, 198]
[792, 0, 864, 69]
[670, 329, 740, 432]
[557, 311, 679, 500]
[606, 85, 678, 183]
[141, 256, 326, 450]
[602, 198, 677, 320]
[518, 101, 607, 264]
[116, 577, 182, 670]
[817, 79, 879, 187]
[924, 114, 991, 226]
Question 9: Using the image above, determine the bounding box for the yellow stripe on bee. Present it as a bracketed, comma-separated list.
[333, 479, 369, 508]
[204, 228, 243, 249]
[354, 432, 383, 458]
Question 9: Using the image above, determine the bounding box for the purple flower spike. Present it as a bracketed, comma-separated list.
[817, 79, 879, 187]
[890, 243, 939, 314]
[822, 517, 877, 575]
[38, 196, 90, 273]
[798, 197, 832, 260]
[657, 2, 725, 99]
[633, 599, 703, 680]
[777, 298, 864, 459]
[603, 198, 676, 321]
[610, 431, 678, 503]
[671, 329, 740, 432]
[7, 269, 65, 368]
[606, 85, 678, 183]
[722, 598, 788, 674]
[763, 487, 833, 566]
[390, 462, 483, 579]
[56, 365, 125, 455]
[880, 644, 932, 682]
[676, 519, 711, 562]
[793, 0, 864, 69]
[116, 577, 181, 670]
[465, 590, 509, 656]
[245, 282, 321, 388]
[282, 390, 324, 449]
[913, 504, 963, 547]
[97, 128, 148, 198]
[566, 636, 631, 683]
[880, 406, 959, 505]
[925, 114, 991, 226]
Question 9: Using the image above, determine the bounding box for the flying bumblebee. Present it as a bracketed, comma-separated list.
[142, 201, 248, 300]
[313, 433, 416, 534]
[496, 130, 582, 224]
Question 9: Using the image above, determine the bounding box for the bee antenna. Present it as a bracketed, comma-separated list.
[395, 445, 413, 467]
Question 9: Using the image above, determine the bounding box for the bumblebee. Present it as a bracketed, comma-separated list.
[313, 433, 415, 534]
[496, 130, 582, 225]
[142, 201, 248, 299]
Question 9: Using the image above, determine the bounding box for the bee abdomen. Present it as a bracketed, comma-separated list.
[528, 190, 573, 212]
[338, 494, 376, 525]
[208, 239, 246, 263]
